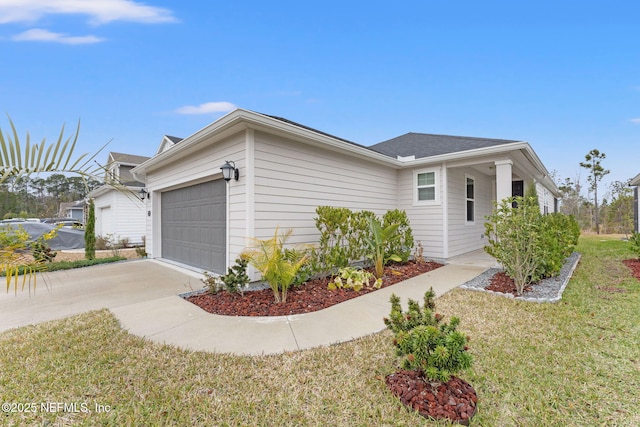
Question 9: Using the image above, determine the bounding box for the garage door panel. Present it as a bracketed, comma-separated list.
[161, 180, 226, 273]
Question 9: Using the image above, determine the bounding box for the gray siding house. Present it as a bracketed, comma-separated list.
[132, 109, 560, 275]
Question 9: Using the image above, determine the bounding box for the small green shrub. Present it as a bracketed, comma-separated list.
[328, 266, 381, 291]
[202, 258, 251, 296]
[629, 232, 640, 259]
[285, 248, 314, 286]
[538, 213, 580, 278]
[384, 288, 472, 383]
[383, 209, 414, 263]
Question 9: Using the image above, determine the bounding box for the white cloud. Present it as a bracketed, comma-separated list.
[12, 28, 104, 44]
[630, 118, 640, 124]
[0, 0, 176, 25]
[175, 102, 237, 115]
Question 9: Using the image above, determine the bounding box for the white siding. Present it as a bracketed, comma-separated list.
[93, 190, 146, 246]
[144, 131, 247, 266]
[253, 131, 397, 246]
[397, 167, 444, 260]
[446, 168, 493, 257]
[536, 182, 554, 214]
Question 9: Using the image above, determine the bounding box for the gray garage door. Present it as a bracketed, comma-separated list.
[161, 180, 226, 273]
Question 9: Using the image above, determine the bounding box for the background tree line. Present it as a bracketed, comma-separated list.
[0, 174, 101, 219]
[556, 176, 634, 234]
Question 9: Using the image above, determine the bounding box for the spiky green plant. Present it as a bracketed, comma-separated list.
[384, 288, 472, 383]
[365, 217, 402, 278]
[241, 228, 308, 303]
[1, 116, 106, 292]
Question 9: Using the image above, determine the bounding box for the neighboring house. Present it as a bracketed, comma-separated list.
[89, 152, 151, 246]
[58, 201, 84, 221]
[132, 109, 560, 275]
[630, 173, 640, 233]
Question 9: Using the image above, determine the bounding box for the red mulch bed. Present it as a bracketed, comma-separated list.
[485, 271, 532, 296]
[186, 261, 443, 317]
[386, 370, 477, 425]
[623, 258, 640, 280]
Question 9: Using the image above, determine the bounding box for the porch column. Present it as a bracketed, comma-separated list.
[495, 159, 513, 203]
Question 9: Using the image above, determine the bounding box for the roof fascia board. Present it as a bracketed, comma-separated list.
[629, 173, 640, 186]
[398, 142, 530, 168]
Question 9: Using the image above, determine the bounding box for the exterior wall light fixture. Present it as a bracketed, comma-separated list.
[221, 160, 239, 182]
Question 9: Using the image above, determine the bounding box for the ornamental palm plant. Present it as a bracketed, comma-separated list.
[240, 228, 308, 303]
[365, 217, 402, 278]
[1, 116, 106, 292]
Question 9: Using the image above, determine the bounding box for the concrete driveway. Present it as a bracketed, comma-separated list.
[1, 256, 490, 355]
[0, 259, 203, 333]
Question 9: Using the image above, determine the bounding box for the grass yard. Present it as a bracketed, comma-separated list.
[1, 235, 639, 426]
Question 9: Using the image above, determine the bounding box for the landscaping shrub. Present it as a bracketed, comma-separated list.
[484, 195, 544, 294]
[384, 288, 472, 383]
[202, 258, 250, 296]
[313, 206, 414, 277]
[328, 266, 381, 291]
[85, 199, 96, 260]
[485, 195, 580, 294]
[629, 232, 640, 259]
[241, 228, 308, 303]
[538, 213, 580, 278]
[313, 206, 377, 276]
[383, 209, 414, 262]
[365, 217, 402, 278]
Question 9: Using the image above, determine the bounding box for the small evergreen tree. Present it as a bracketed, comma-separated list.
[85, 199, 96, 260]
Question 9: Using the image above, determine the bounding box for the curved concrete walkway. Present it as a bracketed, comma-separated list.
[1, 256, 492, 356]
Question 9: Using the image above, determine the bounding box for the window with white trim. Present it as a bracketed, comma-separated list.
[415, 170, 438, 204]
[466, 175, 475, 222]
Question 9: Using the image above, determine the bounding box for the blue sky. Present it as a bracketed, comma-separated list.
[1, 0, 638, 198]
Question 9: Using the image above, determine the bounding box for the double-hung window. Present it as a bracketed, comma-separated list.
[415, 170, 438, 204]
[466, 175, 475, 223]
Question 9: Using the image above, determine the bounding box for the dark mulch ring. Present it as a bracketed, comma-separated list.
[485, 271, 531, 296]
[386, 370, 477, 425]
[186, 261, 443, 317]
[623, 258, 640, 281]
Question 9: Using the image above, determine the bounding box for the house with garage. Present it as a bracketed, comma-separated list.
[131, 108, 560, 276]
[89, 152, 150, 246]
[630, 173, 640, 232]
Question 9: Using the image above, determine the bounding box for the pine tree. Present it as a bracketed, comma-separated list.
[580, 149, 609, 234]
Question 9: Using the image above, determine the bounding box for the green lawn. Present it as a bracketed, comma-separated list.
[1, 235, 638, 426]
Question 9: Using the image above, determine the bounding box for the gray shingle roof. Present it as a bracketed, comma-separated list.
[258, 113, 368, 149]
[368, 132, 520, 159]
[165, 135, 183, 144]
[109, 152, 151, 165]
